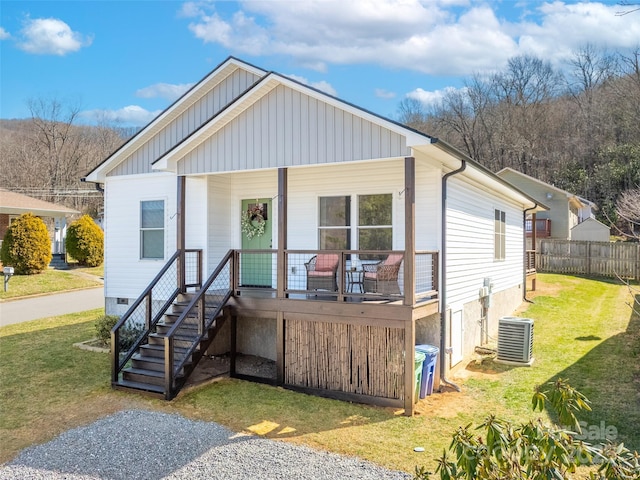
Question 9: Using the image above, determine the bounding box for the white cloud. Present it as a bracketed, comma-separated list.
[375, 89, 396, 100]
[17, 17, 91, 55]
[182, 1, 639, 77]
[80, 106, 161, 127]
[515, 2, 640, 64]
[284, 74, 337, 96]
[406, 86, 465, 107]
[136, 83, 195, 101]
[0, 27, 10, 40]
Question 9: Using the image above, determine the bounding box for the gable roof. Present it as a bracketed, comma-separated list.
[496, 167, 596, 209]
[151, 70, 431, 173]
[84, 56, 546, 212]
[0, 189, 79, 217]
[85, 57, 267, 182]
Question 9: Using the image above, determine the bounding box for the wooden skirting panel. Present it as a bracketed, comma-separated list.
[284, 317, 405, 401]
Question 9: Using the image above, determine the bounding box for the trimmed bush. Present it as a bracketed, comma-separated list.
[66, 215, 104, 267]
[0, 213, 52, 274]
[94, 314, 120, 346]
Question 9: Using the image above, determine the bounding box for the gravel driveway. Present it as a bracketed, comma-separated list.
[1, 410, 412, 479]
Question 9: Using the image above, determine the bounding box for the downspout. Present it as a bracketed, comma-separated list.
[523, 204, 539, 303]
[439, 151, 465, 393]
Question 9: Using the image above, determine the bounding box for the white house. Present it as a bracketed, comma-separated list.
[85, 57, 544, 414]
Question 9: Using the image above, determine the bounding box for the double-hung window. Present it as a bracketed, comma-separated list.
[318, 196, 351, 250]
[494, 209, 506, 261]
[140, 200, 165, 259]
[318, 194, 392, 252]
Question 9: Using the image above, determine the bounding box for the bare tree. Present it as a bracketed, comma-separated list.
[614, 188, 640, 316]
[616, 1, 640, 15]
[0, 96, 127, 215]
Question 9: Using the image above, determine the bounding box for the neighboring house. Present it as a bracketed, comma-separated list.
[496, 167, 608, 243]
[85, 57, 544, 414]
[0, 188, 79, 259]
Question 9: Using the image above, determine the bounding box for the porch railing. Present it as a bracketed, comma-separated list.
[234, 249, 439, 303]
[526, 249, 536, 274]
[164, 250, 233, 398]
[111, 249, 202, 384]
[526, 218, 551, 237]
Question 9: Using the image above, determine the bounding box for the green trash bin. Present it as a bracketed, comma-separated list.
[414, 351, 426, 402]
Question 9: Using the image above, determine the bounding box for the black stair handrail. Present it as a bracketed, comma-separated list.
[111, 249, 202, 383]
[163, 249, 234, 397]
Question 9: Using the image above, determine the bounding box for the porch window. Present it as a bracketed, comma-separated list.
[140, 200, 164, 259]
[494, 209, 506, 261]
[318, 196, 351, 250]
[358, 194, 392, 251]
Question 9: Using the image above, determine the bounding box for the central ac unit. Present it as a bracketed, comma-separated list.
[496, 316, 534, 366]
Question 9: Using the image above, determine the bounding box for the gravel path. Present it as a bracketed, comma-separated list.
[0, 410, 412, 480]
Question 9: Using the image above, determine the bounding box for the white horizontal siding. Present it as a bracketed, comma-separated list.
[178, 85, 409, 175]
[104, 173, 177, 299]
[108, 68, 261, 177]
[446, 176, 524, 307]
[200, 159, 441, 271]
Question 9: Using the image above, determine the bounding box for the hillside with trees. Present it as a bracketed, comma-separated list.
[398, 46, 640, 229]
[1, 46, 638, 230]
[0, 98, 133, 216]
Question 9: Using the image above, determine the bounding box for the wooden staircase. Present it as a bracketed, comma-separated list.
[113, 293, 227, 397]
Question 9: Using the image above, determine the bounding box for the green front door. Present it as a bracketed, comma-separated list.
[240, 198, 273, 287]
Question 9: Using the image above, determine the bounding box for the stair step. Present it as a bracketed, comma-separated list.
[131, 354, 191, 373]
[148, 333, 206, 350]
[114, 378, 165, 395]
[156, 323, 200, 335]
[139, 343, 192, 360]
[123, 367, 178, 386]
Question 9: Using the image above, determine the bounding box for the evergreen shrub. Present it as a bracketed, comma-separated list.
[66, 215, 104, 267]
[0, 213, 52, 274]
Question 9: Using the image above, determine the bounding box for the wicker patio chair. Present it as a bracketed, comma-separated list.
[363, 253, 403, 295]
[305, 254, 339, 292]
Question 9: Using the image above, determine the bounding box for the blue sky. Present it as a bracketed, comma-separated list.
[1, 0, 637, 127]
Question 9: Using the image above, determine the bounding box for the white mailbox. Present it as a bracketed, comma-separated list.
[3, 266, 14, 292]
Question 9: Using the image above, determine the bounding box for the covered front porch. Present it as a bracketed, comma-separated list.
[177, 158, 442, 413]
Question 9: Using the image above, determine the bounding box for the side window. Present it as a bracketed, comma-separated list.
[140, 200, 164, 259]
[318, 196, 351, 250]
[494, 209, 506, 261]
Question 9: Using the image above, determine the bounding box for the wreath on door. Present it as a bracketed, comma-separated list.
[241, 203, 266, 240]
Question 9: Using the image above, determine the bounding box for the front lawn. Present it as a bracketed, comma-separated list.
[0, 274, 637, 474]
[0, 267, 102, 300]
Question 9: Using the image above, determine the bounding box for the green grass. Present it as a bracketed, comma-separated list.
[0, 268, 102, 300]
[0, 274, 637, 474]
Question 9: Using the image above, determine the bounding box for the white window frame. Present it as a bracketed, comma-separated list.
[494, 208, 506, 261]
[140, 200, 165, 260]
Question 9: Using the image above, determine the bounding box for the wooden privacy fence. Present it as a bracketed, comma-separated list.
[284, 318, 405, 402]
[537, 239, 640, 279]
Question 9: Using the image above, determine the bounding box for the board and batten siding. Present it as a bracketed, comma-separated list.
[108, 68, 261, 177]
[177, 85, 409, 175]
[446, 176, 524, 307]
[104, 173, 177, 299]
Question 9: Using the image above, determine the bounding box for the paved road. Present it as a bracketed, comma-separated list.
[0, 287, 105, 327]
